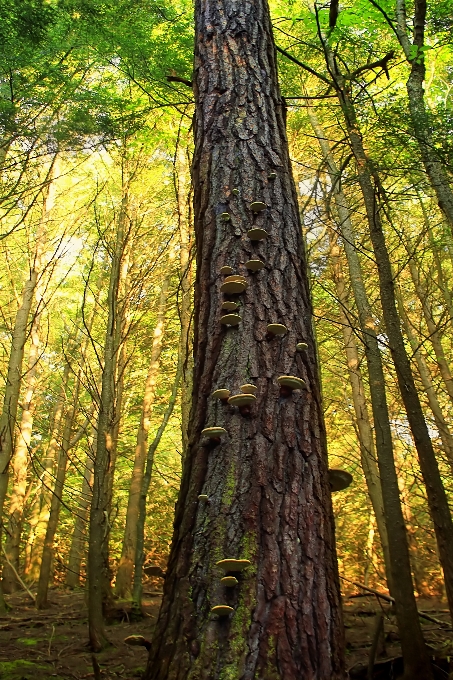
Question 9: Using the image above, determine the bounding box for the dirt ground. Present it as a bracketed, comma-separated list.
[1, 587, 452, 679]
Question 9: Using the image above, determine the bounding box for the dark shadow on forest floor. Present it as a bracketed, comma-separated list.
[344, 594, 453, 679]
[0, 589, 452, 679]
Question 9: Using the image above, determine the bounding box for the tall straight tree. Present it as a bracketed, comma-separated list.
[144, 0, 345, 677]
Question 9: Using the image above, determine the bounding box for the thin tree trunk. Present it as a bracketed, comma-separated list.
[327, 43, 453, 648]
[115, 275, 171, 598]
[2, 313, 41, 592]
[36, 408, 74, 609]
[307, 84, 433, 676]
[132, 353, 182, 610]
[0, 272, 37, 614]
[66, 445, 95, 588]
[399, 474, 430, 597]
[395, 287, 453, 472]
[88, 174, 131, 651]
[144, 0, 345, 675]
[328, 230, 392, 590]
[406, 257, 453, 402]
[176, 145, 194, 459]
[395, 0, 453, 230]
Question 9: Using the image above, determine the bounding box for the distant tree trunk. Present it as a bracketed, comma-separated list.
[115, 275, 171, 599]
[88, 171, 131, 651]
[2, 312, 41, 592]
[405, 256, 453, 403]
[176, 145, 194, 458]
[395, 0, 453, 230]
[327, 43, 453, 640]
[0, 156, 57, 611]
[0, 271, 36, 614]
[24, 395, 65, 580]
[132, 354, 182, 610]
[66, 445, 95, 588]
[328, 229, 392, 589]
[399, 474, 430, 597]
[144, 0, 345, 676]
[36, 407, 75, 609]
[307, 79, 433, 675]
[395, 287, 453, 472]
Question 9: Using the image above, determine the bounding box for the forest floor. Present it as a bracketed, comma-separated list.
[0, 586, 452, 679]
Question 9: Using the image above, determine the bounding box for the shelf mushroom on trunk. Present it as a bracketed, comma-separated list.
[277, 375, 306, 397]
[328, 469, 353, 492]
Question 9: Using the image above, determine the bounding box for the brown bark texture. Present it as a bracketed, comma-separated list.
[144, 1, 345, 678]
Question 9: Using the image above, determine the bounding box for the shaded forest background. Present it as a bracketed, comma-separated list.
[1, 0, 453, 617]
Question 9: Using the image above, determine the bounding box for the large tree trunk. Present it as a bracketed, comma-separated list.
[326, 45, 453, 673]
[115, 275, 171, 598]
[395, 0, 453, 230]
[144, 0, 345, 676]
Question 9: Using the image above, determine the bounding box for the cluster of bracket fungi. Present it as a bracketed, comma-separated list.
[200, 181, 352, 620]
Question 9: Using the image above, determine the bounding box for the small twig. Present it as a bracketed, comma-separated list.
[48, 623, 55, 656]
[340, 576, 451, 628]
[1, 546, 36, 603]
[367, 614, 384, 680]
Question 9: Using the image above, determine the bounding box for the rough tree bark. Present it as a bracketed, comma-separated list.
[115, 274, 171, 598]
[144, 0, 345, 676]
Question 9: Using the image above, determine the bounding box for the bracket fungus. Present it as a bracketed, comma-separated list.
[220, 212, 231, 221]
[221, 576, 239, 587]
[247, 227, 268, 241]
[220, 266, 234, 275]
[198, 494, 209, 502]
[124, 635, 151, 650]
[277, 375, 306, 396]
[221, 301, 239, 311]
[245, 259, 265, 272]
[220, 313, 241, 326]
[212, 388, 231, 401]
[240, 383, 257, 395]
[249, 201, 266, 212]
[267, 323, 288, 337]
[211, 605, 234, 617]
[221, 276, 248, 294]
[296, 342, 308, 352]
[228, 393, 256, 415]
[268, 172, 277, 180]
[216, 558, 251, 572]
[201, 427, 227, 440]
[228, 394, 256, 407]
[329, 469, 353, 492]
